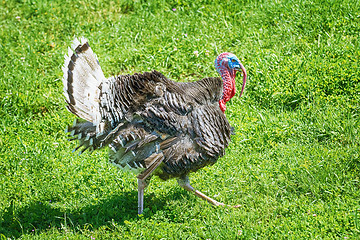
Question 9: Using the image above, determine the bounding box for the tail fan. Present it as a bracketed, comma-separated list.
[62, 37, 106, 125]
[63, 38, 116, 153]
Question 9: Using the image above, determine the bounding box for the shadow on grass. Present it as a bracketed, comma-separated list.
[0, 188, 190, 238]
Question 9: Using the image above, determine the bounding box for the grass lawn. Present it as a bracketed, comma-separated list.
[1, 0, 359, 239]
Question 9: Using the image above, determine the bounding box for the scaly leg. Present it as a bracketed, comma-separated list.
[137, 178, 150, 214]
[177, 175, 225, 207]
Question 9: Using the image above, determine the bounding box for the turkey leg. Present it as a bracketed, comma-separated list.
[137, 178, 150, 214]
[177, 175, 225, 207]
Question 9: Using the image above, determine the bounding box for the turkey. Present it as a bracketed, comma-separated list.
[62, 38, 247, 214]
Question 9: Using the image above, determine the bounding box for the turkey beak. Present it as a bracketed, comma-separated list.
[237, 63, 247, 98]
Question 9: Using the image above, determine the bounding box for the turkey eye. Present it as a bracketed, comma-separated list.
[231, 59, 236, 62]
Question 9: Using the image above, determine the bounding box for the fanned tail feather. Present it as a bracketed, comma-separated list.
[63, 37, 117, 153]
[62, 37, 106, 124]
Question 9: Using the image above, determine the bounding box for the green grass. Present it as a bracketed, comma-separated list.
[1, 0, 359, 239]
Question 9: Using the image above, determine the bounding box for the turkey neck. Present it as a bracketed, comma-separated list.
[218, 68, 236, 112]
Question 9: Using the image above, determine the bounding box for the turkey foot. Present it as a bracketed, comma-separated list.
[177, 175, 237, 207]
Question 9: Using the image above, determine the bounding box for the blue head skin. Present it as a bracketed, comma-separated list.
[214, 53, 242, 74]
[227, 54, 242, 71]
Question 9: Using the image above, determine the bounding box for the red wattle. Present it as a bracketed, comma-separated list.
[219, 99, 226, 113]
[219, 68, 236, 113]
